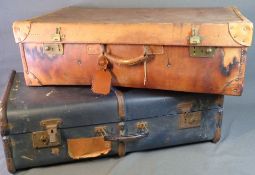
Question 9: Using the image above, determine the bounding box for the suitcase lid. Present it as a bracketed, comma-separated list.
[1, 71, 223, 135]
[13, 7, 253, 46]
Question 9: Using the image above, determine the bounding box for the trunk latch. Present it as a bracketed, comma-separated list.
[190, 46, 216, 57]
[189, 27, 201, 45]
[32, 119, 62, 149]
[189, 27, 216, 57]
[43, 27, 64, 56]
[43, 43, 64, 56]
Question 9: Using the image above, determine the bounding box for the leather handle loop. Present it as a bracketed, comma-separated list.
[101, 45, 152, 66]
[104, 132, 149, 142]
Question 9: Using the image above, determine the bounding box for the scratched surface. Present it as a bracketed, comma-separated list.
[1, 0, 255, 175]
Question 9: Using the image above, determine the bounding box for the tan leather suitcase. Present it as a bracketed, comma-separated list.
[13, 7, 253, 95]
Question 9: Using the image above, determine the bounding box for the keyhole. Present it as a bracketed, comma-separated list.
[40, 135, 49, 145]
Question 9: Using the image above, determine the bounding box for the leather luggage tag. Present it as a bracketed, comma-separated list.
[92, 56, 112, 95]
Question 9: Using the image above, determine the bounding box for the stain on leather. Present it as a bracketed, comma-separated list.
[221, 56, 239, 76]
[25, 45, 58, 60]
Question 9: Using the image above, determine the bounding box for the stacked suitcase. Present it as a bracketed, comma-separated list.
[1, 7, 253, 173]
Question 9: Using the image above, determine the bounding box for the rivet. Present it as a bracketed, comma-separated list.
[206, 48, 213, 53]
[44, 46, 51, 51]
[77, 59, 82, 65]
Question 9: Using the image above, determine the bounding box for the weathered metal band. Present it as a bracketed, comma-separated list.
[0, 71, 16, 136]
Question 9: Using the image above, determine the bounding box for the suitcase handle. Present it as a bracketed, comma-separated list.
[104, 132, 149, 142]
[102, 45, 153, 66]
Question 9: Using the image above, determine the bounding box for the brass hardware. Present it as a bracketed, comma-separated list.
[51, 27, 64, 42]
[229, 22, 253, 46]
[190, 46, 216, 57]
[179, 111, 202, 129]
[189, 27, 201, 45]
[136, 121, 148, 133]
[95, 126, 108, 136]
[32, 119, 62, 149]
[118, 122, 126, 136]
[104, 121, 149, 142]
[43, 43, 64, 55]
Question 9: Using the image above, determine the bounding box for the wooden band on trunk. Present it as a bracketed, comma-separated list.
[113, 89, 127, 156]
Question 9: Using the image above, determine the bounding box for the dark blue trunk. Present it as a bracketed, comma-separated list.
[1, 71, 223, 173]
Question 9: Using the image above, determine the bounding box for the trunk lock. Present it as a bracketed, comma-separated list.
[189, 27, 216, 57]
[32, 119, 62, 149]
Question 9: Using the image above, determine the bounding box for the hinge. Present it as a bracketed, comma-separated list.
[32, 118, 62, 149]
[179, 111, 202, 129]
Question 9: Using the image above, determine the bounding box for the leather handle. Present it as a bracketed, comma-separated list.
[102, 45, 152, 66]
[104, 132, 149, 142]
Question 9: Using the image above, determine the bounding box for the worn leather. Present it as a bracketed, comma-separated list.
[67, 137, 111, 159]
[13, 7, 253, 95]
[92, 69, 112, 95]
[21, 43, 247, 96]
[13, 7, 253, 46]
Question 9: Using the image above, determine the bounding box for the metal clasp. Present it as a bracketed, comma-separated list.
[43, 43, 64, 56]
[95, 126, 108, 136]
[189, 27, 216, 57]
[52, 27, 64, 42]
[104, 121, 149, 142]
[179, 111, 202, 129]
[32, 119, 62, 149]
[189, 27, 201, 45]
[190, 46, 216, 57]
[43, 27, 64, 56]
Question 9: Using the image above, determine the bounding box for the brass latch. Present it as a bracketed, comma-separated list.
[136, 121, 149, 133]
[51, 27, 64, 42]
[43, 27, 65, 56]
[95, 126, 108, 136]
[43, 43, 64, 56]
[32, 119, 62, 149]
[190, 46, 216, 57]
[189, 27, 216, 57]
[189, 27, 201, 45]
[179, 111, 202, 129]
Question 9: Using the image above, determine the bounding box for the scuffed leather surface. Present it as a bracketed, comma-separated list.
[1, 1, 255, 175]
